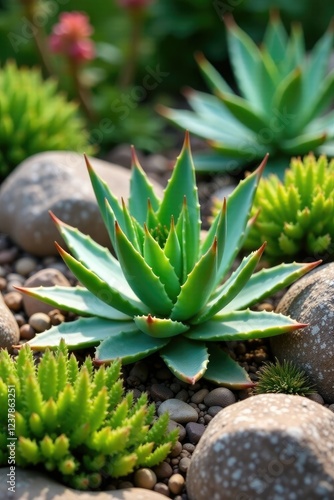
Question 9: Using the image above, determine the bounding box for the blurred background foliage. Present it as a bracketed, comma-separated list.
[0, 0, 332, 156]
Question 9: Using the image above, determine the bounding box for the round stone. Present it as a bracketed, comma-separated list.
[168, 474, 185, 495]
[15, 256, 37, 277]
[187, 394, 334, 500]
[29, 312, 51, 333]
[0, 293, 20, 350]
[133, 468, 157, 490]
[158, 399, 198, 424]
[203, 387, 236, 408]
[191, 389, 209, 404]
[271, 262, 334, 403]
[3, 291, 23, 312]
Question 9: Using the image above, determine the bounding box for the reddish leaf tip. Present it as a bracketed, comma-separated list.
[147, 314, 154, 324]
[223, 13, 236, 29]
[256, 154, 269, 179]
[131, 145, 142, 169]
[54, 241, 67, 256]
[155, 103, 171, 118]
[183, 130, 191, 149]
[84, 153, 94, 172]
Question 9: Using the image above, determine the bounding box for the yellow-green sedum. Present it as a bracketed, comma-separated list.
[0, 341, 178, 490]
[243, 154, 334, 262]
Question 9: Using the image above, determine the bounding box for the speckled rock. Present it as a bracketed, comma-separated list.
[21, 268, 71, 316]
[158, 399, 198, 424]
[187, 394, 334, 500]
[0, 293, 20, 351]
[0, 467, 168, 499]
[271, 263, 334, 403]
[0, 151, 163, 256]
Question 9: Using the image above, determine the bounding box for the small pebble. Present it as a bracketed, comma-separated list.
[175, 389, 188, 402]
[15, 257, 37, 277]
[48, 309, 65, 326]
[168, 473, 185, 495]
[183, 443, 196, 454]
[207, 406, 223, 417]
[153, 461, 173, 479]
[19, 324, 36, 340]
[204, 387, 236, 407]
[185, 422, 206, 444]
[307, 393, 325, 405]
[178, 457, 191, 473]
[167, 421, 186, 441]
[328, 404, 334, 412]
[133, 468, 157, 490]
[0, 248, 18, 265]
[29, 312, 51, 332]
[129, 361, 149, 383]
[170, 441, 183, 458]
[150, 383, 174, 402]
[158, 399, 198, 424]
[191, 389, 209, 404]
[0, 277, 6, 290]
[4, 291, 23, 312]
[154, 482, 170, 497]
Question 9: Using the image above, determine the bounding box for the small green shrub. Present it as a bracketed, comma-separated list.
[243, 154, 334, 262]
[0, 341, 178, 490]
[255, 358, 315, 396]
[0, 61, 94, 179]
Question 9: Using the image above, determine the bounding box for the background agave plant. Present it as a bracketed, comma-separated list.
[242, 154, 334, 263]
[0, 61, 94, 180]
[18, 134, 318, 388]
[0, 341, 177, 490]
[159, 13, 334, 174]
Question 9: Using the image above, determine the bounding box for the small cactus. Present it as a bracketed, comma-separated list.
[0, 341, 178, 490]
[255, 358, 315, 396]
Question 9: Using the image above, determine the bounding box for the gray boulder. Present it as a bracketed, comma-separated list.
[187, 394, 334, 500]
[0, 293, 20, 351]
[0, 151, 163, 256]
[271, 262, 334, 403]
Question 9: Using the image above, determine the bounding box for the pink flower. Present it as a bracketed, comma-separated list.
[117, 0, 153, 10]
[50, 12, 95, 63]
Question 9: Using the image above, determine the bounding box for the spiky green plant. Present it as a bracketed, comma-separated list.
[0, 341, 178, 490]
[242, 154, 334, 262]
[0, 61, 94, 179]
[17, 134, 319, 388]
[160, 13, 334, 174]
[255, 358, 315, 396]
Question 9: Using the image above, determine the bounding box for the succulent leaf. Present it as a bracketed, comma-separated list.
[95, 330, 169, 365]
[143, 225, 181, 302]
[129, 147, 160, 225]
[171, 238, 218, 321]
[25, 317, 137, 350]
[114, 222, 173, 315]
[204, 345, 254, 388]
[56, 243, 147, 317]
[15, 286, 130, 321]
[133, 315, 189, 338]
[185, 310, 305, 342]
[160, 337, 209, 384]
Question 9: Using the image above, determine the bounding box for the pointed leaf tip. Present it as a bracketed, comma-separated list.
[256, 153, 269, 178]
[54, 241, 67, 257]
[223, 13, 236, 28]
[84, 153, 94, 172]
[183, 130, 191, 150]
[49, 210, 62, 227]
[131, 145, 141, 168]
